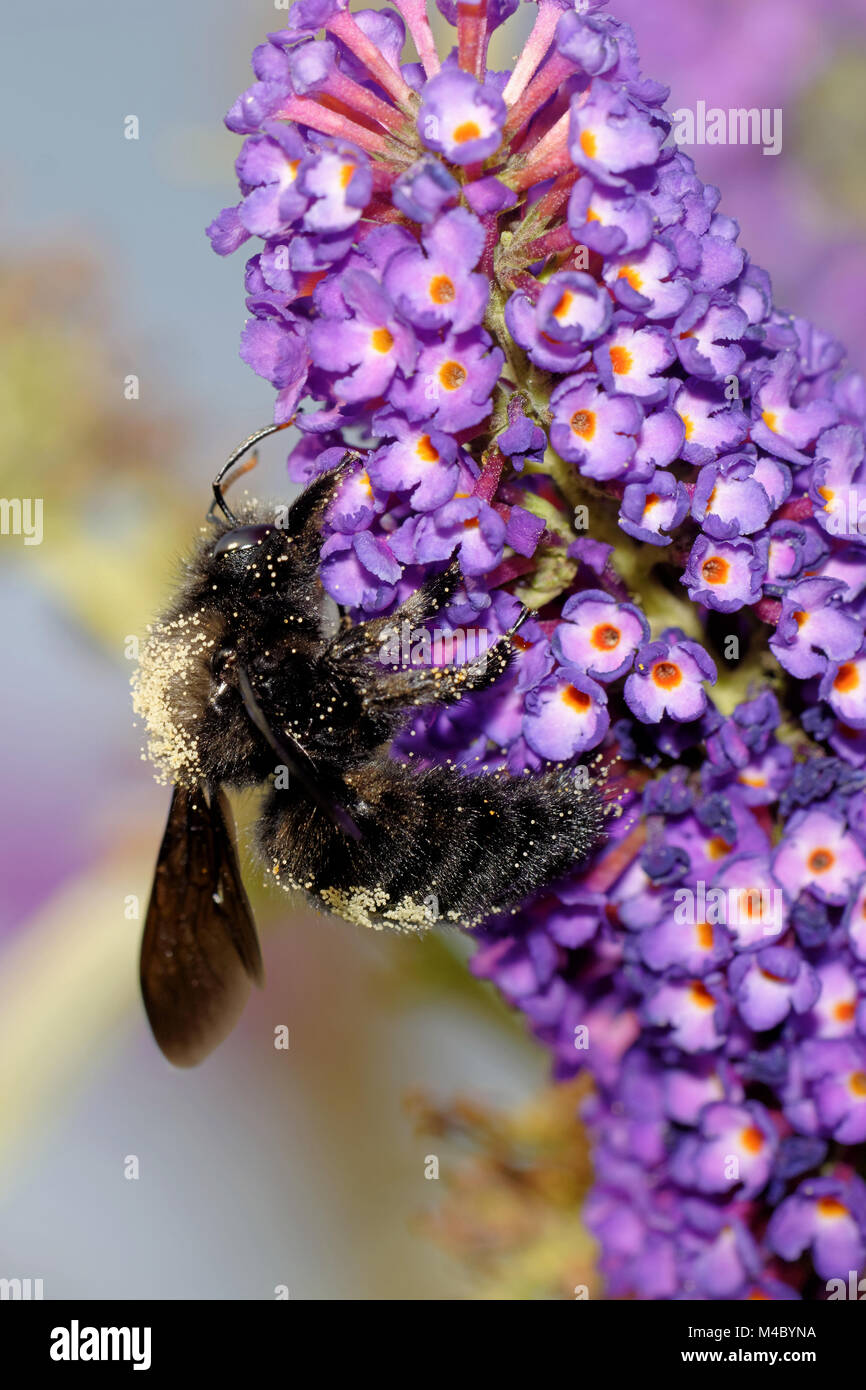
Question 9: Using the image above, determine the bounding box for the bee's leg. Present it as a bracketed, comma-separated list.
[357, 606, 529, 712]
[283, 452, 362, 563]
[327, 558, 464, 661]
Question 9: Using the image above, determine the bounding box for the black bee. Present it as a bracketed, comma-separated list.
[134, 424, 602, 1066]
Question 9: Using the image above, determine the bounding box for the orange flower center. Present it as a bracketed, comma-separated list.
[453, 120, 481, 144]
[439, 360, 467, 390]
[580, 129, 597, 159]
[834, 663, 859, 692]
[690, 981, 715, 1010]
[371, 327, 394, 353]
[430, 274, 456, 304]
[591, 623, 621, 651]
[609, 345, 633, 375]
[808, 848, 834, 873]
[562, 684, 591, 713]
[570, 409, 596, 439]
[416, 434, 439, 462]
[652, 661, 681, 689]
[740, 1126, 764, 1155]
[701, 556, 730, 585]
[817, 1197, 848, 1219]
[707, 837, 731, 861]
[618, 265, 642, 292]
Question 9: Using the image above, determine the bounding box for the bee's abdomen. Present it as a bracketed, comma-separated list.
[259, 759, 602, 932]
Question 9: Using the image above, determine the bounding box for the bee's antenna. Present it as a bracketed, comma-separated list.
[209, 422, 291, 526]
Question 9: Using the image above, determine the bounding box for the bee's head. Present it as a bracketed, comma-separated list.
[131, 592, 265, 791]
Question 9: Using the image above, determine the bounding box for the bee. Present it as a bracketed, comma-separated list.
[133, 424, 603, 1066]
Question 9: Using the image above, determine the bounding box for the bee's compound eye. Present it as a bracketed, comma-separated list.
[211, 648, 236, 683]
[214, 524, 272, 556]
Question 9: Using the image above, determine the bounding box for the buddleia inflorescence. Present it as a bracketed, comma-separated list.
[209, 0, 866, 1299]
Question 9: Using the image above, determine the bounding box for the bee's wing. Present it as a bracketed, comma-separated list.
[237, 665, 362, 840]
[141, 785, 263, 1068]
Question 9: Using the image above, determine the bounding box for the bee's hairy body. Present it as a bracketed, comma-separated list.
[134, 450, 603, 1064]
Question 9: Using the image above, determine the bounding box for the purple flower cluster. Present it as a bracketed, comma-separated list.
[211, 0, 866, 1299]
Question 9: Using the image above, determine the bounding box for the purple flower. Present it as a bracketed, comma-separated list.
[319, 529, 401, 612]
[772, 807, 866, 906]
[523, 670, 610, 760]
[391, 156, 460, 224]
[412, 494, 506, 576]
[809, 424, 866, 538]
[682, 534, 767, 612]
[618, 467, 691, 546]
[387, 329, 504, 433]
[550, 374, 643, 480]
[384, 208, 488, 334]
[568, 177, 653, 259]
[553, 589, 648, 682]
[206, 205, 251, 257]
[670, 1101, 777, 1198]
[751, 351, 839, 464]
[234, 127, 310, 238]
[670, 379, 748, 465]
[674, 295, 748, 380]
[594, 322, 675, 401]
[603, 239, 691, 320]
[769, 577, 863, 679]
[643, 978, 728, 1053]
[309, 269, 416, 403]
[624, 634, 717, 724]
[569, 78, 664, 185]
[821, 650, 866, 728]
[418, 69, 506, 165]
[239, 316, 308, 421]
[796, 1040, 866, 1145]
[767, 1177, 866, 1282]
[497, 400, 547, 469]
[366, 416, 459, 511]
[729, 948, 820, 1031]
[710, 852, 784, 951]
[691, 454, 774, 538]
[506, 271, 611, 373]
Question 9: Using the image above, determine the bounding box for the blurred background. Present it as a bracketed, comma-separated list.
[0, 0, 864, 1300]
